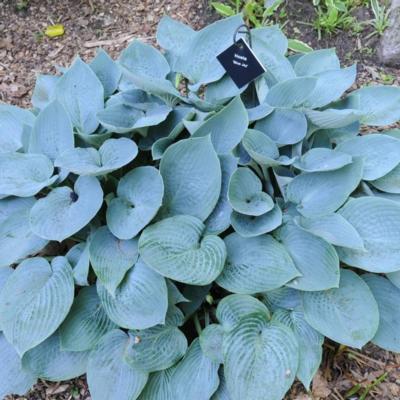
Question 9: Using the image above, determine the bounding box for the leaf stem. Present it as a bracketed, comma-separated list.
[193, 313, 202, 336]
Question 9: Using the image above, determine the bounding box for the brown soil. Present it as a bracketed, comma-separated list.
[1, 0, 400, 399]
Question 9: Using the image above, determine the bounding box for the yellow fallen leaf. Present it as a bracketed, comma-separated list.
[45, 24, 65, 38]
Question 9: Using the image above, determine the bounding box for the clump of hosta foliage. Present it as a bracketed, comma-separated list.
[1, 14, 400, 400]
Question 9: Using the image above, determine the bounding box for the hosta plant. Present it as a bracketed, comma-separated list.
[1, 14, 400, 400]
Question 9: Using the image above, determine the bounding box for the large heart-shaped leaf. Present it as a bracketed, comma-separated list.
[0, 198, 48, 268]
[56, 57, 104, 134]
[261, 287, 302, 311]
[211, 369, 231, 400]
[293, 148, 352, 172]
[30, 175, 103, 242]
[22, 332, 89, 381]
[97, 258, 168, 329]
[294, 213, 365, 250]
[337, 197, 400, 272]
[223, 313, 298, 400]
[303, 269, 379, 348]
[0, 111, 24, 153]
[294, 49, 340, 76]
[55, 138, 138, 176]
[305, 108, 361, 129]
[205, 155, 238, 235]
[255, 109, 307, 146]
[276, 223, 340, 291]
[371, 163, 400, 193]
[29, 101, 74, 162]
[137, 369, 174, 400]
[124, 326, 187, 373]
[363, 274, 400, 352]
[0, 257, 74, 355]
[286, 157, 363, 217]
[336, 134, 400, 181]
[0, 333, 36, 398]
[231, 203, 283, 237]
[216, 294, 271, 331]
[0, 152, 56, 197]
[228, 168, 274, 216]
[217, 233, 299, 294]
[170, 339, 220, 400]
[90, 226, 138, 295]
[87, 329, 149, 400]
[192, 97, 248, 154]
[90, 49, 121, 97]
[273, 309, 323, 390]
[159, 136, 221, 220]
[59, 286, 117, 351]
[107, 167, 164, 239]
[348, 85, 400, 125]
[199, 324, 224, 363]
[31, 74, 59, 110]
[139, 215, 226, 285]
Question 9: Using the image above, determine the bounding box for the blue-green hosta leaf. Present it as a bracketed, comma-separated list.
[371, 163, 400, 193]
[216, 294, 271, 331]
[286, 157, 363, 217]
[266, 77, 317, 108]
[0, 111, 24, 153]
[294, 49, 340, 76]
[217, 233, 299, 294]
[293, 148, 352, 172]
[66, 241, 90, 286]
[166, 280, 188, 305]
[276, 223, 340, 291]
[336, 134, 400, 181]
[0, 198, 48, 268]
[156, 16, 195, 67]
[159, 136, 221, 220]
[107, 167, 164, 240]
[255, 109, 307, 146]
[306, 108, 361, 129]
[223, 313, 298, 400]
[29, 101, 74, 163]
[0, 152, 56, 197]
[0, 333, 36, 398]
[303, 269, 379, 348]
[22, 332, 89, 381]
[363, 274, 400, 352]
[337, 197, 400, 272]
[138, 369, 174, 400]
[228, 167, 273, 216]
[97, 103, 172, 134]
[55, 138, 138, 176]
[242, 129, 277, 163]
[231, 202, 283, 238]
[0, 104, 35, 126]
[261, 287, 302, 311]
[205, 155, 238, 235]
[30, 176, 103, 242]
[205, 75, 247, 106]
[174, 15, 244, 89]
[0, 257, 74, 355]
[180, 284, 212, 318]
[59, 286, 116, 351]
[251, 26, 288, 56]
[192, 97, 248, 154]
[294, 213, 365, 250]
[90, 49, 121, 97]
[139, 215, 226, 285]
[90, 226, 139, 295]
[247, 103, 274, 122]
[124, 326, 187, 373]
[56, 57, 104, 134]
[87, 330, 148, 400]
[252, 35, 296, 82]
[316, 121, 360, 146]
[303, 65, 356, 109]
[273, 309, 323, 390]
[349, 85, 400, 125]
[32, 74, 59, 110]
[98, 258, 168, 329]
[387, 271, 400, 289]
[170, 338, 220, 400]
[199, 324, 224, 363]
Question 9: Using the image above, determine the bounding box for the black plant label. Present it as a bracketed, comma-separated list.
[217, 39, 266, 89]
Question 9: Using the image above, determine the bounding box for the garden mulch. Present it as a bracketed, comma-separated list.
[1, 0, 400, 399]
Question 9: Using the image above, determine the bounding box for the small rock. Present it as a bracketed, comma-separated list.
[378, 0, 400, 66]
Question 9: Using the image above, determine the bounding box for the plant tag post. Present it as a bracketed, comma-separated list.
[217, 25, 266, 89]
